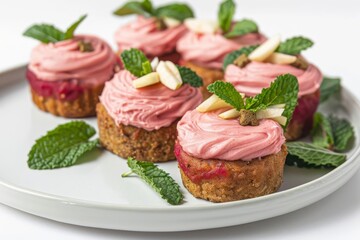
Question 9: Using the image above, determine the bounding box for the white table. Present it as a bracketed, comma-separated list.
[1, 0, 360, 239]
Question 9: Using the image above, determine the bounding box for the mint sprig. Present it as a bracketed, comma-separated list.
[223, 45, 258, 70]
[218, 0, 235, 33]
[311, 112, 334, 149]
[121, 48, 152, 77]
[320, 76, 341, 103]
[122, 158, 183, 205]
[113, 0, 153, 17]
[311, 113, 354, 151]
[176, 65, 203, 88]
[245, 74, 299, 128]
[207, 74, 299, 128]
[208, 81, 244, 110]
[276, 36, 314, 55]
[23, 15, 87, 43]
[225, 19, 258, 38]
[28, 121, 99, 170]
[329, 115, 354, 151]
[114, 0, 194, 22]
[286, 142, 346, 168]
[155, 3, 194, 22]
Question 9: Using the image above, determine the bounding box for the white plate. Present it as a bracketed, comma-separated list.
[0, 66, 359, 232]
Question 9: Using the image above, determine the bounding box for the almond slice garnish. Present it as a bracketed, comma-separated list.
[184, 18, 219, 34]
[265, 52, 297, 65]
[197, 95, 231, 112]
[248, 35, 281, 62]
[132, 72, 160, 88]
[156, 61, 182, 90]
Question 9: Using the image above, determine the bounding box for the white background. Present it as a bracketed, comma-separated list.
[1, 0, 360, 239]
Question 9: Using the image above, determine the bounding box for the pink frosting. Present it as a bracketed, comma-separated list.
[100, 70, 202, 131]
[177, 32, 266, 69]
[28, 35, 117, 87]
[115, 16, 187, 56]
[177, 110, 285, 161]
[225, 62, 323, 97]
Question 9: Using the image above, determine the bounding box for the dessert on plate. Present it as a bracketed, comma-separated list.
[224, 35, 323, 140]
[113, 0, 194, 64]
[176, 74, 299, 202]
[24, 15, 119, 118]
[97, 48, 202, 162]
[176, 0, 265, 98]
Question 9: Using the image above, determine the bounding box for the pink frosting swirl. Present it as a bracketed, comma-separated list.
[225, 62, 323, 97]
[177, 32, 266, 69]
[28, 35, 117, 87]
[115, 16, 187, 56]
[177, 110, 285, 161]
[100, 70, 202, 131]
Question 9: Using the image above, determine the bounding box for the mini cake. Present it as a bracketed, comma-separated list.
[176, 74, 299, 202]
[97, 49, 202, 162]
[114, 0, 194, 63]
[224, 35, 323, 140]
[24, 15, 119, 118]
[176, 0, 265, 98]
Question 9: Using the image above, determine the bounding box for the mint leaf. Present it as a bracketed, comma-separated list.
[113, 0, 153, 17]
[225, 19, 258, 38]
[121, 48, 152, 77]
[122, 158, 183, 205]
[218, 0, 235, 33]
[276, 36, 314, 55]
[311, 112, 334, 149]
[64, 15, 87, 40]
[320, 76, 341, 103]
[286, 142, 346, 168]
[245, 74, 299, 128]
[28, 121, 99, 170]
[207, 81, 245, 110]
[155, 3, 194, 22]
[223, 45, 258, 70]
[176, 65, 203, 88]
[23, 24, 65, 43]
[328, 115, 354, 151]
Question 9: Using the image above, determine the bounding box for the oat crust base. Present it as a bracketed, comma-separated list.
[97, 103, 177, 162]
[179, 145, 287, 203]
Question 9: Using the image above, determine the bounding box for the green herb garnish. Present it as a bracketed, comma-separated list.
[223, 45, 258, 70]
[23, 15, 87, 43]
[276, 36, 314, 55]
[207, 81, 245, 110]
[218, 0, 235, 33]
[312, 113, 355, 151]
[207, 74, 299, 128]
[224, 19, 258, 38]
[286, 142, 346, 168]
[320, 76, 341, 103]
[176, 65, 203, 88]
[114, 0, 194, 22]
[28, 121, 99, 170]
[121, 48, 153, 77]
[122, 157, 183, 205]
[311, 112, 334, 149]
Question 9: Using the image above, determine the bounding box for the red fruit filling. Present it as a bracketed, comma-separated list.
[175, 143, 228, 183]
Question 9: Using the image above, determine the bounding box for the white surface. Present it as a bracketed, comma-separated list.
[0, 0, 360, 238]
[1, 66, 359, 232]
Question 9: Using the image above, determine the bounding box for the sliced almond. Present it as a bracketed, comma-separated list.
[156, 61, 182, 90]
[256, 108, 284, 119]
[163, 17, 181, 28]
[151, 57, 159, 71]
[219, 109, 240, 119]
[248, 35, 281, 62]
[265, 52, 297, 65]
[132, 72, 160, 88]
[196, 94, 231, 112]
[268, 103, 286, 109]
[184, 18, 219, 34]
[271, 116, 287, 126]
